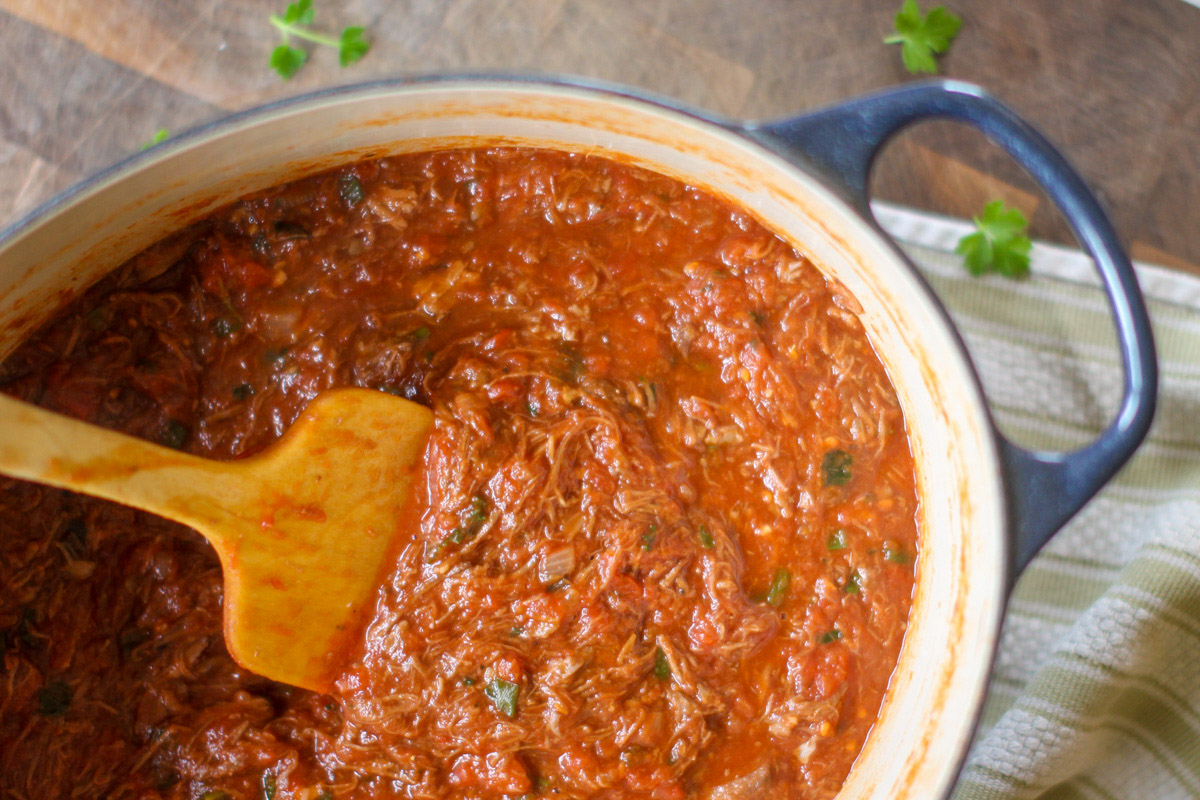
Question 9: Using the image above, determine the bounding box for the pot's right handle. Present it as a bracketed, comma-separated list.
[744, 80, 1158, 582]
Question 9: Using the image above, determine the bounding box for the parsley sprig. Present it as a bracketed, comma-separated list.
[269, 0, 370, 80]
[956, 200, 1033, 278]
[884, 0, 962, 74]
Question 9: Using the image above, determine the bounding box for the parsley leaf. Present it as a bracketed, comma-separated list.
[484, 678, 519, 718]
[765, 567, 792, 607]
[822, 449, 853, 487]
[269, 44, 308, 79]
[884, 0, 962, 74]
[339, 26, 371, 66]
[955, 200, 1032, 278]
[653, 646, 671, 680]
[819, 629, 843, 644]
[282, 0, 314, 25]
[140, 128, 170, 151]
[268, 1, 370, 79]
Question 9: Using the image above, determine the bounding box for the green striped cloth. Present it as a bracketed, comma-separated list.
[874, 204, 1200, 800]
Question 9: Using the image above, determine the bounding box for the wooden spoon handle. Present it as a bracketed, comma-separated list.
[0, 392, 248, 542]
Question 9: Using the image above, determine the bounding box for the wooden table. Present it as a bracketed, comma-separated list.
[2, 0, 1198, 274]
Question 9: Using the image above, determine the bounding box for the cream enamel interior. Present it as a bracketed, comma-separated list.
[0, 81, 1008, 799]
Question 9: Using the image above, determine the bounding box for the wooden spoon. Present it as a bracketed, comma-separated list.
[0, 388, 433, 693]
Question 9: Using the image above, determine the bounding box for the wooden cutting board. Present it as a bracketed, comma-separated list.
[0, 0, 1197, 274]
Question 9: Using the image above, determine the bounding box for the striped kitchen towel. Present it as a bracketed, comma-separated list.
[873, 203, 1200, 800]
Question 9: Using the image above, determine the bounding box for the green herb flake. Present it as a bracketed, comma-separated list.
[269, 44, 308, 79]
[233, 383, 254, 401]
[883, 0, 962, 74]
[844, 571, 862, 595]
[955, 200, 1032, 278]
[527, 401, 540, 418]
[484, 678, 520, 718]
[38, 680, 72, 716]
[698, 525, 715, 549]
[160, 420, 188, 450]
[338, 174, 365, 207]
[412, 326, 431, 342]
[884, 542, 910, 565]
[262, 773, 277, 800]
[641, 524, 658, 552]
[653, 646, 671, 681]
[462, 676, 475, 686]
[749, 310, 765, 326]
[509, 626, 524, 638]
[822, 449, 853, 487]
[338, 26, 370, 66]
[469, 494, 488, 523]
[765, 567, 792, 607]
[316, 790, 333, 800]
[213, 317, 241, 338]
[827, 529, 848, 550]
[140, 128, 170, 151]
[264, 347, 289, 364]
[819, 629, 843, 644]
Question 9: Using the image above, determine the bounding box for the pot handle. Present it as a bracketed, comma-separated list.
[743, 80, 1157, 580]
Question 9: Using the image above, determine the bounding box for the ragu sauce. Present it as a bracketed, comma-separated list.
[0, 148, 918, 800]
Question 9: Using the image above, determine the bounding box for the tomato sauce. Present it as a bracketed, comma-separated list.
[0, 148, 918, 799]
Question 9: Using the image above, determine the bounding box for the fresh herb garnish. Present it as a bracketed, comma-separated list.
[765, 567, 792, 607]
[264, 347, 289, 364]
[698, 525, 715, 549]
[411, 326, 431, 342]
[884, 542, 911, 564]
[338, 174, 365, 207]
[462, 676, 475, 686]
[440, 495, 490, 551]
[232, 383, 254, 401]
[827, 529, 848, 550]
[199, 792, 231, 800]
[819, 629, 843, 644]
[822, 449, 853, 486]
[641, 523, 658, 551]
[160, 420, 188, 450]
[268, 0, 371, 79]
[884, 0, 962, 74]
[955, 200, 1032, 278]
[469, 494, 488, 523]
[140, 128, 170, 151]
[653, 646, 671, 680]
[509, 626, 524, 638]
[262, 773, 277, 800]
[749, 310, 765, 326]
[213, 317, 241, 338]
[484, 678, 520, 718]
[38, 680, 72, 716]
[844, 570, 862, 595]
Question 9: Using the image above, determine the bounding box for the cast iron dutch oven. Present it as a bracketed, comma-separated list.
[0, 76, 1157, 799]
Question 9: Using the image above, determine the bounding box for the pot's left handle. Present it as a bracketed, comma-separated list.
[743, 80, 1157, 583]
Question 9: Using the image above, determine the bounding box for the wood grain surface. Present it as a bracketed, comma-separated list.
[1, 0, 1198, 273]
